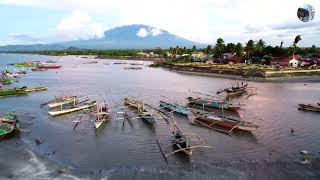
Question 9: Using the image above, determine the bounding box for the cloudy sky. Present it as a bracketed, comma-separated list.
[0, 0, 319, 47]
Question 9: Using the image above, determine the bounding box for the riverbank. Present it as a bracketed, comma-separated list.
[151, 62, 320, 82]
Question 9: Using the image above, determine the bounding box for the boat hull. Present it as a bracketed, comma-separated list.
[194, 116, 259, 132]
[160, 101, 188, 115]
[187, 97, 240, 111]
[48, 102, 96, 116]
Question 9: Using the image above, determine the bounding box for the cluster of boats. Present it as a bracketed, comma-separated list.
[11, 60, 61, 69]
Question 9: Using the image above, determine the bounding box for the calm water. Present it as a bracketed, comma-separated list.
[0, 53, 320, 179]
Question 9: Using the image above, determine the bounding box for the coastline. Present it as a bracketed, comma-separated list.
[156, 63, 320, 82]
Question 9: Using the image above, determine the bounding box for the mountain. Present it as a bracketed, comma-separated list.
[0, 24, 205, 51]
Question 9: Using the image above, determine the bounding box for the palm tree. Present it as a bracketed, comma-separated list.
[226, 43, 236, 53]
[192, 45, 197, 52]
[280, 41, 284, 48]
[292, 35, 301, 56]
[256, 39, 265, 56]
[215, 38, 225, 56]
[235, 43, 244, 57]
[204, 45, 212, 55]
[245, 40, 255, 59]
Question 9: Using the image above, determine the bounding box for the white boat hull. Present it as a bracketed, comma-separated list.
[48, 99, 77, 108]
[48, 102, 96, 116]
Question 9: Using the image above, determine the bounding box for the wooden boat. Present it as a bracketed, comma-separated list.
[0, 79, 14, 85]
[47, 96, 78, 108]
[46, 60, 57, 63]
[217, 81, 248, 98]
[37, 63, 62, 69]
[93, 102, 110, 129]
[14, 61, 36, 68]
[0, 86, 27, 97]
[187, 97, 241, 111]
[124, 97, 156, 126]
[3, 70, 26, 78]
[190, 111, 259, 133]
[123, 67, 142, 70]
[0, 112, 19, 138]
[130, 61, 144, 66]
[83, 61, 98, 64]
[25, 86, 48, 93]
[31, 68, 47, 72]
[157, 122, 212, 160]
[298, 104, 320, 112]
[113, 62, 127, 65]
[48, 101, 96, 116]
[160, 100, 189, 115]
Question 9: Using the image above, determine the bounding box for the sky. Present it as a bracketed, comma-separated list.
[0, 0, 319, 47]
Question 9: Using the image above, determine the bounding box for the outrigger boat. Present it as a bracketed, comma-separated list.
[123, 67, 142, 70]
[45, 96, 79, 108]
[298, 103, 320, 112]
[113, 62, 127, 65]
[14, 61, 36, 68]
[93, 102, 110, 129]
[83, 60, 98, 64]
[124, 97, 156, 126]
[37, 63, 62, 69]
[156, 121, 212, 160]
[189, 110, 259, 133]
[160, 100, 189, 115]
[2, 69, 26, 78]
[187, 97, 241, 111]
[217, 81, 248, 98]
[25, 86, 48, 93]
[0, 112, 19, 138]
[129, 61, 144, 66]
[46, 60, 58, 63]
[0, 86, 27, 97]
[48, 101, 96, 116]
[0, 79, 14, 86]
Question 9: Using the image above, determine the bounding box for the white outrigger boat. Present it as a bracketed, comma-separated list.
[48, 101, 96, 116]
[47, 96, 78, 108]
[93, 102, 110, 129]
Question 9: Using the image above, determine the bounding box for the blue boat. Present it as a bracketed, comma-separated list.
[160, 100, 189, 115]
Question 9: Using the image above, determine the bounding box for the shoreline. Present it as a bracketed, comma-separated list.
[155, 63, 320, 82]
[166, 68, 320, 82]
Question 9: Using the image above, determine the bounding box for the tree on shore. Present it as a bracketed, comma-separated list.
[226, 43, 236, 53]
[245, 40, 255, 59]
[292, 35, 302, 56]
[192, 45, 197, 52]
[256, 39, 265, 56]
[214, 38, 225, 57]
[280, 41, 284, 48]
[204, 45, 212, 55]
[235, 43, 244, 57]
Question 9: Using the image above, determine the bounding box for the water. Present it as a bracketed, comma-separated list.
[0, 53, 320, 179]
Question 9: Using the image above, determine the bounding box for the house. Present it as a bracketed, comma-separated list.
[222, 53, 236, 60]
[191, 52, 206, 59]
[271, 58, 290, 67]
[289, 58, 299, 68]
[225, 55, 242, 64]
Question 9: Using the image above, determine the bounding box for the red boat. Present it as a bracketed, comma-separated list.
[37, 63, 62, 69]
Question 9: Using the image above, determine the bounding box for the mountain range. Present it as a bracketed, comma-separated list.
[0, 24, 204, 51]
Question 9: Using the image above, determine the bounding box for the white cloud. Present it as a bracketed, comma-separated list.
[56, 10, 104, 41]
[150, 28, 163, 36]
[1, 0, 320, 46]
[136, 28, 149, 37]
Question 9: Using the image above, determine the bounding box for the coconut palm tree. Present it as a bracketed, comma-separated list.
[245, 40, 255, 59]
[235, 43, 244, 57]
[214, 38, 225, 56]
[192, 45, 197, 52]
[292, 35, 301, 56]
[280, 41, 284, 48]
[204, 45, 212, 55]
[256, 39, 265, 56]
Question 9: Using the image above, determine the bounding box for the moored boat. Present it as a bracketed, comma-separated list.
[123, 67, 142, 70]
[217, 81, 248, 98]
[25, 87, 48, 93]
[93, 102, 110, 129]
[187, 97, 241, 111]
[0, 86, 28, 97]
[160, 100, 189, 115]
[124, 97, 156, 126]
[190, 111, 259, 133]
[0, 112, 19, 138]
[37, 63, 62, 69]
[46, 96, 79, 108]
[48, 101, 97, 116]
[0, 79, 14, 86]
[298, 104, 320, 112]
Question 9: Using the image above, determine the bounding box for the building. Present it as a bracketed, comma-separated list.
[271, 58, 290, 67]
[222, 53, 236, 60]
[289, 58, 299, 68]
[225, 55, 242, 64]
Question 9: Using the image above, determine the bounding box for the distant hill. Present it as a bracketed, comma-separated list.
[0, 24, 205, 51]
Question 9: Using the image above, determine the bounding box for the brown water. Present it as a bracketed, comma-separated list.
[0, 53, 320, 179]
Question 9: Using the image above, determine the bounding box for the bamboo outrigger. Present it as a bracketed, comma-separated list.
[48, 100, 96, 116]
[156, 121, 212, 160]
